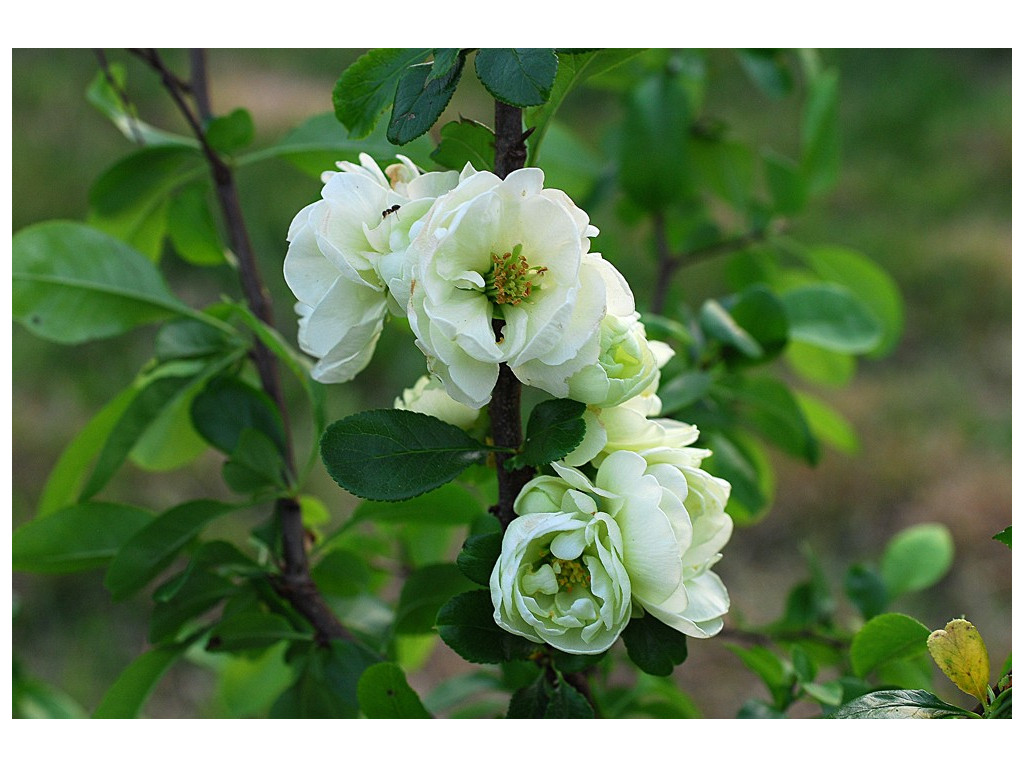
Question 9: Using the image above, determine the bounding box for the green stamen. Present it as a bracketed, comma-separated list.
[485, 243, 546, 306]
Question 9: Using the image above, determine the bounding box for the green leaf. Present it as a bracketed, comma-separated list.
[802, 245, 904, 357]
[88, 145, 204, 259]
[338, 483, 486, 535]
[727, 644, 795, 711]
[207, 612, 311, 652]
[457, 533, 502, 587]
[850, 612, 931, 677]
[93, 645, 185, 718]
[387, 60, 465, 146]
[618, 69, 694, 211]
[526, 49, 642, 163]
[357, 663, 432, 718]
[724, 285, 790, 362]
[621, 613, 689, 676]
[394, 564, 475, 636]
[474, 48, 557, 108]
[844, 563, 888, 620]
[13, 502, 152, 573]
[507, 673, 547, 718]
[211, 643, 293, 718]
[714, 375, 819, 464]
[270, 640, 380, 718]
[13, 221, 204, 344]
[507, 398, 586, 470]
[167, 182, 225, 266]
[205, 108, 254, 154]
[736, 49, 794, 99]
[781, 283, 883, 354]
[332, 48, 432, 139]
[736, 699, 787, 718]
[543, 673, 595, 718]
[103, 499, 236, 600]
[801, 68, 841, 197]
[154, 317, 236, 362]
[700, 299, 763, 358]
[702, 432, 774, 525]
[436, 590, 539, 664]
[191, 376, 286, 455]
[150, 571, 237, 644]
[13, 663, 89, 719]
[993, 526, 1011, 548]
[427, 49, 463, 84]
[794, 390, 859, 454]
[786, 340, 855, 387]
[36, 386, 136, 517]
[320, 409, 491, 502]
[311, 549, 373, 598]
[258, 112, 434, 178]
[763, 150, 808, 215]
[86, 64, 197, 148]
[430, 118, 494, 172]
[222, 428, 289, 494]
[827, 689, 972, 719]
[802, 680, 845, 707]
[690, 137, 755, 211]
[532, 120, 602, 203]
[880, 523, 955, 598]
[657, 370, 712, 414]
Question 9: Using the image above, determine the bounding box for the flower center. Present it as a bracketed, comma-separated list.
[485, 243, 547, 306]
[549, 556, 591, 594]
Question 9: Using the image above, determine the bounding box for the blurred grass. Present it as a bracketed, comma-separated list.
[11, 48, 1011, 717]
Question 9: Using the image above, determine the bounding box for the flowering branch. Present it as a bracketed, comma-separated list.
[132, 48, 349, 644]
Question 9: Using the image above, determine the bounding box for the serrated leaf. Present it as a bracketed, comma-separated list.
[332, 48, 432, 139]
[507, 398, 586, 470]
[927, 619, 991, 702]
[880, 523, 954, 598]
[104, 499, 237, 600]
[622, 613, 689, 676]
[430, 118, 494, 172]
[850, 612, 930, 677]
[827, 689, 972, 719]
[543, 674, 594, 718]
[436, 590, 539, 664]
[475, 48, 557, 107]
[13, 502, 153, 573]
[357, 663, 432, 718]
[427, 48, 463, 84]
[13, 221, 202, 344]
[93, 645, 185, 718]
[387, 60, 464, 146]
[457, 533, 502, 587]
[320, 409, 491, 501]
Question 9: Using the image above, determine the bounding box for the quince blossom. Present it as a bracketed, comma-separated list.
[394, 374, 483, 432]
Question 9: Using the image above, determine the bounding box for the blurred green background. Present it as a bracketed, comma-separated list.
[11, 49, 1011, 717]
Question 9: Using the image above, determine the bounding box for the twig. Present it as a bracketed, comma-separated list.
[93, 49, 145, 145]
[134, 47, 349, 644]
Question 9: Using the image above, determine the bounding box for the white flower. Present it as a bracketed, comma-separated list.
[406, 167, 620, 408]
[283, 153, 458, 383]
[394, 374, 483, 432]
[491, 450, 733, 652]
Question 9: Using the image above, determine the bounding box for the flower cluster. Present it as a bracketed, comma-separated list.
[285, 154, 732, 655]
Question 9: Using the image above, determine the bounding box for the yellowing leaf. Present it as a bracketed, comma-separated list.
[927, 619, 991, 702]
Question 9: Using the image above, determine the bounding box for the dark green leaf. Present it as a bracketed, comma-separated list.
[507, 674, 547, 718]
[827, 689, 972, 719]
[844, 563, 888, 620]
[167, 182, 225, 266]
[311, 549, 373, 598]
[736, 49, 794, 99]
[357, 662, 432, 718]
[532, 121, 602, 203]
[880, 523, 954, 598]
[270, 640, 381, 718]
[725, 285, 790, 362]
[437, 590, 539, 664]
[622, 613, 689, 676]
[149, 571, 237, 644]
[12, 663, 88, 719]
[543, 674, 595, 718]
[701, 432, 774, 525]
[801, 68, 840, 196]
[714, 375, 819, 464]
[427, 48, 463, 84]
[457, 533, 502, 587]
[205, 108, 254, 154]
[618, 69, 694, 210]
[993, 526, 1011, 548]
[320, 409, 490, 501]
[700, 299, 763, 358]
[737, 699, 787, 718]
[802, 245, 903, 358]
[191, 376, 286, 455]
[850, 613, 931, 677]
[475, 48, 557, 108]
[727, 643, 795, 711]
[104, 499, 236, 600]
[93, 645, 185, 718]
[657, 370, 712, 414]
[333, 48, 432, 139]
[507, 398, 586, 470]
[340, 483, 486, 533]
[430, 118, 494, 172]
[394, 564, 475, 635]
[206, 612, 311, 652]
[387, 60, 465, 145]
[763, 150, 808, 214]
[222, 428, 289, 494]
[86, 64, 196, 147]
[13, 221, 202, 344]
[155, 318, 236, 362]
[690, 137, 755, 211]
[781, 283, 883, 354]
[13, 502, 152, 573]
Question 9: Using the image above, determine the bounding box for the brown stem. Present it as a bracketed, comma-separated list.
[650, 211, 677, 315]
[135, 47, 348, 644]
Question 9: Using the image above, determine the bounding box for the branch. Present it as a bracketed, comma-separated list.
[488, 101, 534, 531]
[136, 47, 349, 644]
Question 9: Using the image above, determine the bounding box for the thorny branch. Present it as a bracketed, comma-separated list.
[132, 48, 349, 644]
